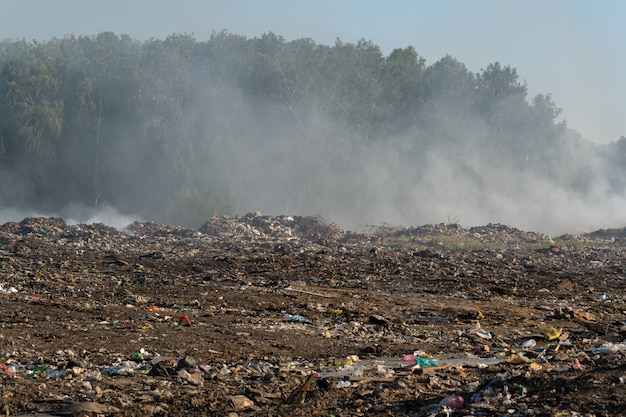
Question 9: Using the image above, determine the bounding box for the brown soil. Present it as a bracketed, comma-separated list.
[0, 214, 625, 416]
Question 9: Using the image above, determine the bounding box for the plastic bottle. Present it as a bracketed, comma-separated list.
[45, 369, 67, 379]
[27, 365, 47, 377]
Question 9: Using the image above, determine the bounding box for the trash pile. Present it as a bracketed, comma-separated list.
[0, 214, 624, 416]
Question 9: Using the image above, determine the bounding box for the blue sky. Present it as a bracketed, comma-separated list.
[2, 0, 625, 144]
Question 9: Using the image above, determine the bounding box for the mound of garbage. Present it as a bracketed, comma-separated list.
[0, 214, 624, 416]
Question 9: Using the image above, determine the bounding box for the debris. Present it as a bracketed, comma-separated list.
[229, 395, 255, 410]
[415, 357, 440, 368]
[571, 358, 585, 371]
[467, 322, 493, 339]
[0, 215, 624, 415]
[286, 374, 316, 404]
[506, 353, 532, 364]
[588, 343, 626, 354]
[337, 380, 351, 388]
[438, 395, 464, 408]
[283, 314, 311, 324]
[544, 327, 562, 341]
[368, 314, 390, 325]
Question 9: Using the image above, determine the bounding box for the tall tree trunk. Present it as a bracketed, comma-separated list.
[94, 94, 102, 207]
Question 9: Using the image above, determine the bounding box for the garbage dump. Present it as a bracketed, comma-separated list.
[0, 214, 624, 416]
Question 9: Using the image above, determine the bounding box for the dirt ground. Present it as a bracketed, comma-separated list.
[0, 214, 624, 417]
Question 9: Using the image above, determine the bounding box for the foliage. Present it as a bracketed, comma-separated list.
[0, 32, 621, 226]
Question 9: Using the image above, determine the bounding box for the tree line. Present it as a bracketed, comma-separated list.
[0, 31, 623, 227]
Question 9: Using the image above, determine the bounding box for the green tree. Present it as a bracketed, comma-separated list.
[329, 39, 385, 143]
[476, 62, 528, 131]
[419, 55, 479, 152]
[77, 33, 142, 208]
[4, 43, 63, 156]
[378, 46, 426, 136]
[1, 40, 64, 207]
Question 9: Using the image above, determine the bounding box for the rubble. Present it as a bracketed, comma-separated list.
[0, 214, 624, 416]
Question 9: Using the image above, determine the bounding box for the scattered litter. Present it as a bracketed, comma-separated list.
[0, 215, 623, 415]
[283, 314, 311, 324]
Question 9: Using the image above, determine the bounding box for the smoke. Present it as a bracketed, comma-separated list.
[0, 207, 48, 226]
[0, 204, 139, 231]
[0, 35, 623, 236]
[2, 96, 623, 236]
[202, 97, 625, 236]
[60, 204, 140, 230]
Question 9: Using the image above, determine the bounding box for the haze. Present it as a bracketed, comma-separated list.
[0, 1, 624, 236]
